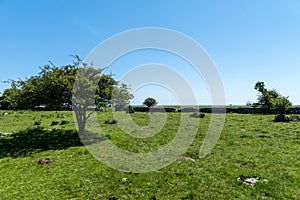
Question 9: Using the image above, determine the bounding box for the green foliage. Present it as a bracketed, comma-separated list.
[254, 81, 266, 93]
[104, 119, 118, 124]
[271, 96, 292, 114]
[0, 85, 23, 109]
[143, 97, 158, 108]
[254, 81, 292, 113]
[128, 106, 150, 112]
[274, 114, 300, 122]
[0, 56, 130, 112]
[95, 74, 117, 110]
[110, 83, 134, 111]
[36, 64, 78, 110]
[0, 60, 78, 110]
[274, 114, 290, 122]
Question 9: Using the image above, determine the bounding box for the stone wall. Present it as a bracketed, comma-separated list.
[130, 106, 300, 114]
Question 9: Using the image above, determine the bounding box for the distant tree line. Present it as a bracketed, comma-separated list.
[0, 56, 133, 110]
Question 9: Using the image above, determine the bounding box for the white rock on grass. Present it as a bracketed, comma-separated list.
[237, 176, 268, 186]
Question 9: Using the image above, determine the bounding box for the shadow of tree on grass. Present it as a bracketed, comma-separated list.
[0, 127, 105, 159]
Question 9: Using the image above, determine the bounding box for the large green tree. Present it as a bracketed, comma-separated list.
[0, 64, 78, 110]
[0, 56, 132, 111]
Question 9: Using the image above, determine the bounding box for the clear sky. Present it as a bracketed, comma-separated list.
[0, 0, 299, 105]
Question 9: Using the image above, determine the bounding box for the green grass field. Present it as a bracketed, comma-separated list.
[0, 111, 299, 199]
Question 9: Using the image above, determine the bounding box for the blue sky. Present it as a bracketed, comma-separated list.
[0, 0, 299, 105]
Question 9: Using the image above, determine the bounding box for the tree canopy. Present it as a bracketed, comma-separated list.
[0, 56, 133, 111]
[143, 97, 158, 108]
[111, 83, 134, 111]
[254, 81, 292, 114]
[1, 64, 77, 110]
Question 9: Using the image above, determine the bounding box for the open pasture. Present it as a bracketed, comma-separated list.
[0, 111, 299, 199]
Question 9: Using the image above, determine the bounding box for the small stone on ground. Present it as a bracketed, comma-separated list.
[180, 156, 196, 162]
[38, 158, 53, 164]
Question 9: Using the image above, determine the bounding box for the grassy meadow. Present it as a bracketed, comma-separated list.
[0, 110, 299, 199]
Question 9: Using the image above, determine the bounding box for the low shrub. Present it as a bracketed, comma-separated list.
[51, 120, 60, 126]
[274, 114, 290, 122]
[289, 115, 300, 122]
[131, 106, 150, 112]
[34, 120, 41, 126]
[274, 114, 300, 122]
[104, 119, 118, 124]
[164, 107, 177, 112]
[130, 106, 177, 112]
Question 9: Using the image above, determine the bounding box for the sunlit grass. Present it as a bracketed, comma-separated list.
[0, 111, 299, 199]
